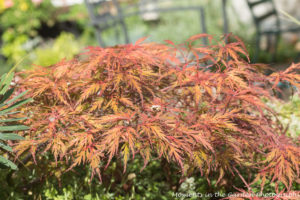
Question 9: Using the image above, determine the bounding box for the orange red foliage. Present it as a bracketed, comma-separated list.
[14, 34, 300, 195]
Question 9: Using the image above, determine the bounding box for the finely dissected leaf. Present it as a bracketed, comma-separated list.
[119, 97, 135, 108]
[258, 139, 300, 190]
[78, 83, 101, 104]
[122, 143, 130, 172]
[90, 97, 104, 112]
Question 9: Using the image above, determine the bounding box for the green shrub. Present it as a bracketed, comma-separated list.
[266, 94, 300, 138]
[31, 32, 81, 67]
[0, 0, 56, 65]
[0, 69, 31, 170]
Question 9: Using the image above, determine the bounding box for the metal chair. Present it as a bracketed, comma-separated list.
[84, 0, 130, 46]
[246, 0, 300, 62]
[84, 0, 208, 47]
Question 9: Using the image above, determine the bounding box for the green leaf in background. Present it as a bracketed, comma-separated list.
[0, 69, 30, 170]
[0, 72, 14, 95]
[0, 117, 28, 123]
[4, 90, 29, 106]
[0, 88, 15, 105]
[0, 156, 18, 170]
[0, 98, 32, 115]
[0, 133, 25, 141]
[278, 9, 300, 26]
[0, 124, 29, 132]
[0, 142, 13, 152]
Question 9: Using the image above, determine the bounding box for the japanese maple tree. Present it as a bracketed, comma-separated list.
[14, 34, 300, 197]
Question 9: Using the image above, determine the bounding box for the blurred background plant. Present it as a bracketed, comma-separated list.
[266, 94, 300, 139]
[0, 0, 299, 75]
[0, 0, 92, 74]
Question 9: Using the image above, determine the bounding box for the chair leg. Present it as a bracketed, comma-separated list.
[199, 7, 208, 45]
[266, 33, 271, 52]
[95, 28, 106, 47]
[114, 26, 121, 44]
[222, 0, 229, 35]
[254, 33, 261, 63]
[112, 0, 130, 44]
[120, 20, 130, 44]
[272, 32, 280, 62]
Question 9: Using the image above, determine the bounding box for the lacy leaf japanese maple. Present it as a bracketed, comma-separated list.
[14, 34, 300, 195]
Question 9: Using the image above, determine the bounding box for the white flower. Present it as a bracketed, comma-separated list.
[150, 105, 161, 111]
[49, 117, 55, 122]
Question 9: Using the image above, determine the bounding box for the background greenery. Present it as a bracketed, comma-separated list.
[1, 0, 299, 75]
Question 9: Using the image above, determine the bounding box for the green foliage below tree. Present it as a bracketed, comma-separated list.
[0, 69, 31, 170]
